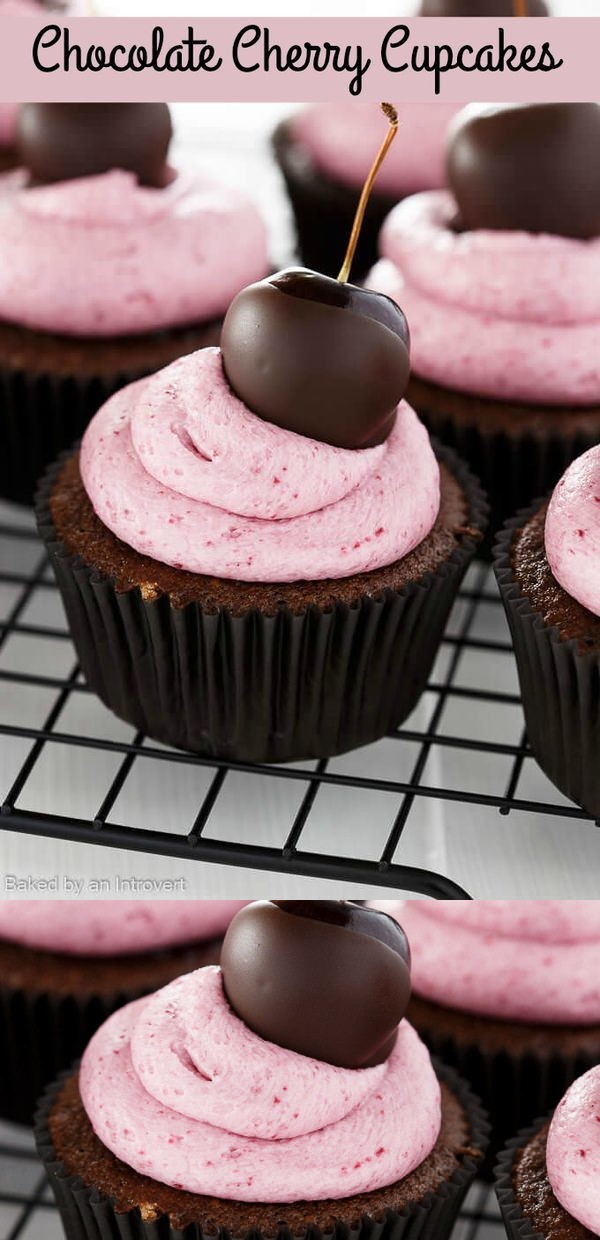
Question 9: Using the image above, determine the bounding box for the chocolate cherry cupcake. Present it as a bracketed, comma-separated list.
[274, 4, 549, 280]
[0, 102, 269, 505]
[36, 108, 486, 764]
[495, 1067, 600, 1240]
[367, 103, 600, 549]
[494, 446, 600, 817]
[0, 899, 245, 1126]
[372, 900, 600, 1175]
[35, 900, 488, 1240]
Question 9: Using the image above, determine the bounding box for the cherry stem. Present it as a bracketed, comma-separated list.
[513, 0, 527, 14]
[337, 102, 398, 284]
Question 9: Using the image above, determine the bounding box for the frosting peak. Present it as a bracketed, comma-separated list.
[80, 347, 440, 583]
[372, 901, 600, 1024]
[545, 447, 600, 618]
[547, 1068, 600, 1235]
[80, 966, 441, 1202]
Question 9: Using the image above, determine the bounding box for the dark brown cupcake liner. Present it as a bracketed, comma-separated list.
[494, 1116, 551, 1240]
[410, 1000, 600, 1181]
[34, 1058, 489, 1240]
[0, 320, 221, 507]
[35, 443, 486, 764]
[411, 389, 599, 558]
[272, 121, 398, 281]
[0, 939, 224, 1127]
[493, 503, 600, 818]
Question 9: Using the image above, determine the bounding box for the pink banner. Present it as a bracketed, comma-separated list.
[0, 16, 596, 102]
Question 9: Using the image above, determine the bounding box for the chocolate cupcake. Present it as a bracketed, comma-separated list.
[274, 6, 549, 280]
[36, 115, 486, 763]
[494, 446, 600, 816]
[495, 1067, 600, 1240]
[35, 346, 485, 761]
[35, 900, 488, 1240]
[0, 899, 245, 1126]
[372, 901, 600, 1177]
[367, 103, 600, 550]
[0, 102, 269, 505]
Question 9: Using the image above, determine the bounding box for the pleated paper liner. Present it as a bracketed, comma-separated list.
[34, 1058, 489, 1240]
[0, 938, 223, 1127]
[0, 317, 221, 506]
[408, 993, 600, 1181]
[35, 442, 487, 764]
[494, 1116, 554, 1240]
[493, 502, 600, 818]
[272, 121, 398, 282]
[408, 375, 600, 558]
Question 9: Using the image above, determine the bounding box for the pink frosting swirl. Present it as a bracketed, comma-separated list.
[368, 191, 600, 406]
[80, 347, 440, 583]
[545, 446, 600, 618]
[0, 900, 246, 956]
[547, 1068, 600, 1235]
[80, 966, 441, 1202]
[291, 103, 460, 196]
[0, 169, 269, 336]
[372, 901, 600, 1024]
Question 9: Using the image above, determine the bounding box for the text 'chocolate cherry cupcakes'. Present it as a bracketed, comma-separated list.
[372, 901, 600, 1176]
[368, 103, 600, 549]
[495, 1067, 600, 1240]
[35, 900, 488, 1240]
[36, 107, 486, 764]
[494, 445, 600, 817]
[0, 102, 269, 505]
[273, 2, 549, 280]
[0, 900, 246, 1126]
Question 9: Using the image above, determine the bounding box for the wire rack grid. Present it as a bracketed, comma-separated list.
[1, 501, 599, 901]
[0, 1117, 503, 1240]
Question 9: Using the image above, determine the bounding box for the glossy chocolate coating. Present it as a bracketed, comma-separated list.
[221, 900, 411, 1068]
[221, 268, 410, 450]
[17, 104, 172, 188]
[448, 104, 600, 239]
[420, 0, 548, 14]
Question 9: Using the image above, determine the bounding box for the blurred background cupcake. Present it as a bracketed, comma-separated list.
[0, 101, 269, 505]
[0, 899, 246, 1125]
[494, 445, 600, 818]
[273, 0, 550, 280]
[368, 102, 600, 550]
[274, 101, 460, 280]
[371, 900, 600, 1174]
[495, 1066, 600, 1240]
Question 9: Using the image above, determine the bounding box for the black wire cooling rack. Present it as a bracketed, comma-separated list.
[1, 509, 598, 900]
[0, 1121, 503, 1240]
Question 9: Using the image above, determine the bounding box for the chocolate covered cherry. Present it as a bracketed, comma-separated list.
[221, 268, 410, 449]
[221, 104, 410, 451]
[220, 900, 411, 1069]
[420, 1, 548, 13]
[448, 104, 600, 239]
[17, 103, 172, 187]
